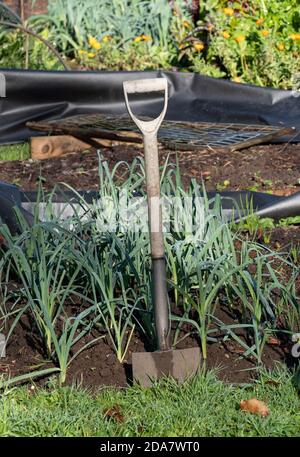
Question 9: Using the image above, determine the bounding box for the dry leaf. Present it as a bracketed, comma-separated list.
[103, 405, 124, 423]
[240, 398, 269, 417]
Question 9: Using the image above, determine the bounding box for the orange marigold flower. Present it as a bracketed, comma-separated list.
[256, 18, 264, 26]
[88, 36, 101, 50]
[277, 43, 285, 51]
[222, 31, 230, 39]
[261, 30, 270, 38]
[290, 33, 300, 40]
[141, 34, 152, 42]
[223, 7, 234, 16]
[183, 20, 191, 28]
[193, 42, 205, 51]
[235, 35, 246, 43]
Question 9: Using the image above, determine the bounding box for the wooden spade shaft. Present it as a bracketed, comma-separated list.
[123, 78, 170, 351]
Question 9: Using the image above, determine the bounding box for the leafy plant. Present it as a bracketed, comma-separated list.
[234, 214, 275, 244]
[1, 0, 299, 87]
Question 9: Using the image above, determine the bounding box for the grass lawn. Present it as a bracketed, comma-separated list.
[0, 368, 299, 437]
[0, 143, 30, 161]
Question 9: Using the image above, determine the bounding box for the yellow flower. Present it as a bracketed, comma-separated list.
[88, 36, 101, 50]
[87, 52, 95, 58]
[88, 36, 95, 46]
[290, 33, 300, 40]
[102, 35, 112, 43]
[222, 31, 230, 39]
[134, 36, 142, 43]
[277, 43, 285, 51]
[223, 7, 234, 16]
[261, 29, 270, 38]
[78, 49, 87, 55]
[235, 35, 246, 43]
[256, 18, 264, 26]
[193, 42, 205, 52]
[233, 77, 241, 83]
[183, 20, 191, 29]
[141, 34, 152, 42]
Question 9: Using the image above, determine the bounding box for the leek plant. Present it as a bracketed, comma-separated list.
[77, 234, 138, 363]
[0, 221, 102, 384]
[34, 0, 189, 51]
[0, 156, 299, 386]
[273, 267, 300, 335]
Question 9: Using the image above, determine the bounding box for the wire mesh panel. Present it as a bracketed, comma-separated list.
[27, 114, 294, 152]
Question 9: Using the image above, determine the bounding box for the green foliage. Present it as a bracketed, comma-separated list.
[235, 215, 275, 244]
[35, 0, 186, 70]
[0, 24, 64, 70]
[0, 367, 299, 437]
[279, 216, 300, 227]
[0, 144, 30, 161]
[194, 0, 300, 88]
[44, 0, 180, 49]
[0, 30, 24, 68]
[0, 0, 298, 88]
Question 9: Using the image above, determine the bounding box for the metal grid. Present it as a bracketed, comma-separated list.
[28, 113, 293, 152]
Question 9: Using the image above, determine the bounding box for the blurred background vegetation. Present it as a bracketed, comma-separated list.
[0, 0, 299, 88]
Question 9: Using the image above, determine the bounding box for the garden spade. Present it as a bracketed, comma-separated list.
[123, 78, 200, 386]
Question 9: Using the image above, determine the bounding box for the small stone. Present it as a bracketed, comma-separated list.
[0, 333, 6, 358]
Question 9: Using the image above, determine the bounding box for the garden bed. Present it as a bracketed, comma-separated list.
[1, 300, 293, 388]
[0, 143, 299, 389]
[0, 142, 299, 194]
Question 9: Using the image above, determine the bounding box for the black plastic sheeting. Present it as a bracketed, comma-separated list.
[1, 181, 300, 235]
[0, 69, 300, 225]
[0, 69, 300, 145]
[0, 182, 34, 233]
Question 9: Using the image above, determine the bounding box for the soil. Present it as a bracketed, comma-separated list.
[0, 140, 299, 388]
[0, 301, 293, 389]
[0, 142, 299, 195]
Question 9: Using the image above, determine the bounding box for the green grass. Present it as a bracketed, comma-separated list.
[0, 143, 30, 161]
[0, 367, 299, 437]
